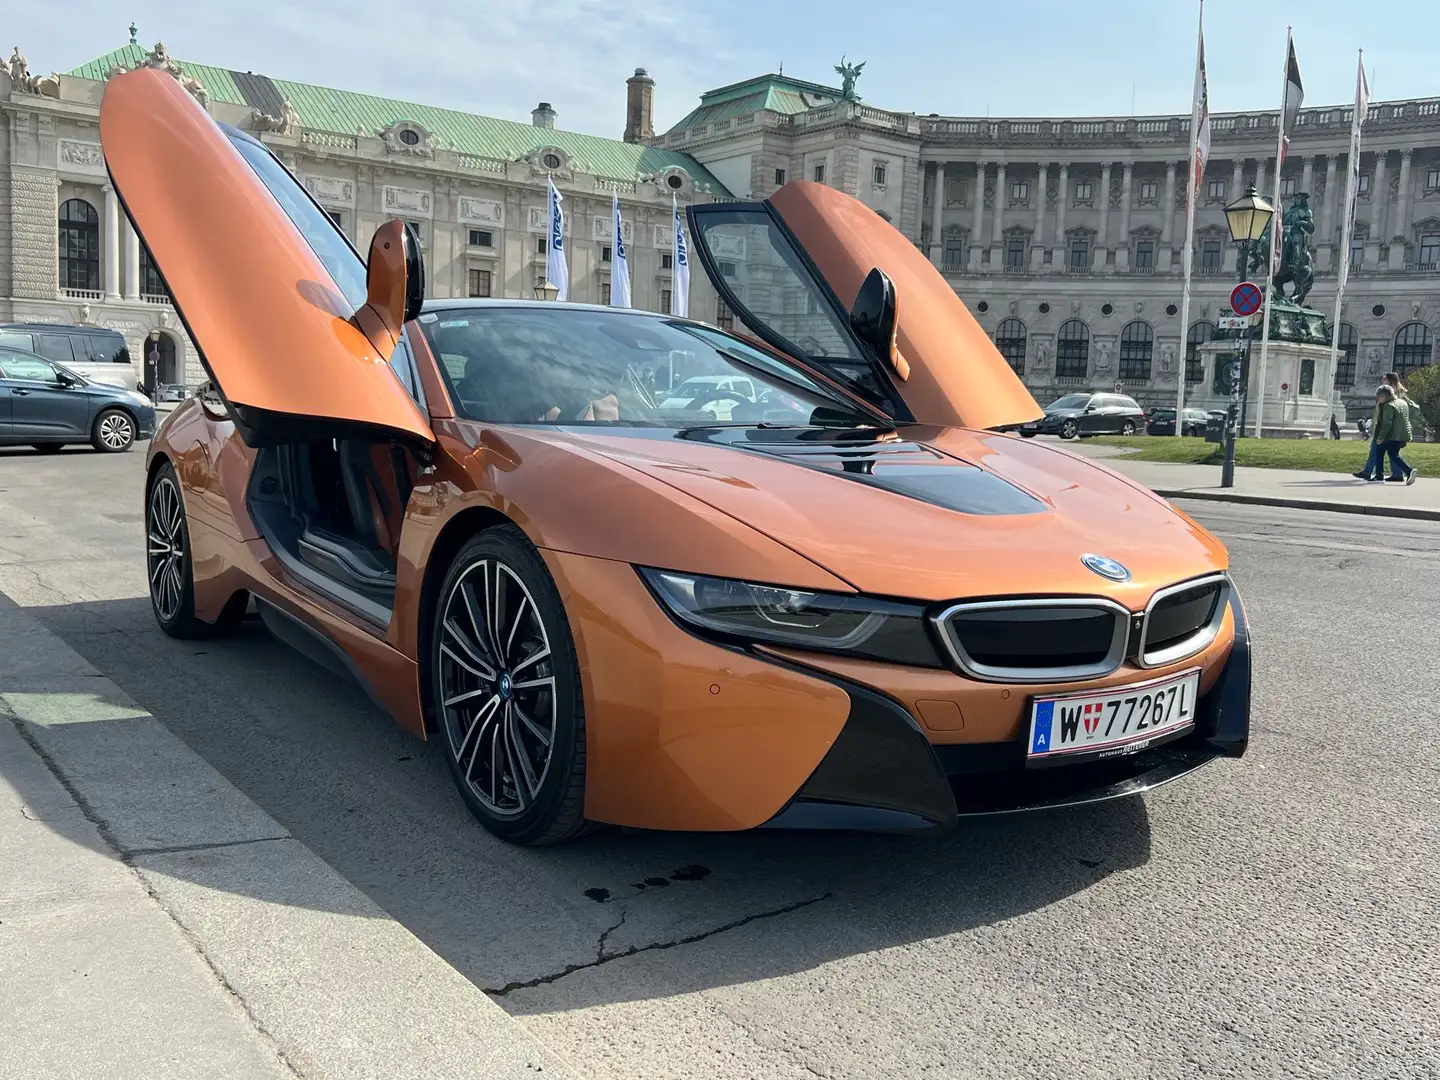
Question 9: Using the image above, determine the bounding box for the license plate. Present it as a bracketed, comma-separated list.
[1027, 670, 1200, 766]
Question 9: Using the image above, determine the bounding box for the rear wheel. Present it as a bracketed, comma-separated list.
[1059, 419, 1079, 440]
[92, 408, 135, 453]
[147, 462, 244, 639]
[1119, 419, 1137, 436]
[431, 525, 590, 845]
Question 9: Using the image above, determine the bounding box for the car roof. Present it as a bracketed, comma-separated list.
[0, 322, 124, 335]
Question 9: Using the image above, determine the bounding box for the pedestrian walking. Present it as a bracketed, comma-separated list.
[1352, 386, 1385, 480]
[1329, 413, 1341, 440]
[1384, 371, 1426, 440]
[1372, 384, 1417, 485]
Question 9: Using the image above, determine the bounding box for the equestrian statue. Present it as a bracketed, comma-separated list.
[1272, 192, 1316, 306]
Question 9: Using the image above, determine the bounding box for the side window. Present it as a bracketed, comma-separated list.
[0, 353, 58, 381]
[69, 336, 97, 361]
[32, 335, 74, 363]
[0, 330, 35, 352]
[224, 130, 369, 311]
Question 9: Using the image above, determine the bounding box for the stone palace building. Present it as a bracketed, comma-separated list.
[2, 30, 1437, 420]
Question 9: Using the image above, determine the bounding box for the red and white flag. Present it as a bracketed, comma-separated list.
[1278, 36, 1304, 164]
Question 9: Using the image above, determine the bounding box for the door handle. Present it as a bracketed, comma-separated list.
[12, 388, 30, 396]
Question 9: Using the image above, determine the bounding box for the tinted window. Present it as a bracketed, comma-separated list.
[87, 333, 127, 363]
[1116, 396, 1140, 410]
[1049, 394, 1090, 410]
[418, 307, 872, 429]
[69, 336, 98, 362]
[0, 352, 58, 382]
[225, 131, 368, 311]
[0, 330, 35, 352]
[32, 335, 74, 363]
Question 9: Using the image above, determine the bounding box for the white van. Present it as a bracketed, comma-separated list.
[0, 323, 136, 388]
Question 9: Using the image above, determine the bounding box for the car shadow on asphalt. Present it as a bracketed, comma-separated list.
[25, 594, 1153, 1008]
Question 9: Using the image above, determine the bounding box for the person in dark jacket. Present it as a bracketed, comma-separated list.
[1353, 387, 1386, 480]
[1372, 385, 1417, 485]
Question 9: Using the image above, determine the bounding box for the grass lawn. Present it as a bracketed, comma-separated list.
[1089, 435, 1440, 474]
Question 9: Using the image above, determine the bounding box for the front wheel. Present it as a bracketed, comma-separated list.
[92, 408, 135, 453]
[1059, 419, 1079, 440]
[431, 525, 590, 846]
[1119, 419, 1137, 436]
[1019, 430, 1036, 438]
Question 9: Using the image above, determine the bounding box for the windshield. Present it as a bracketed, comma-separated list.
[419, 307, 876, 429]
[1049, 394, 1090, 410]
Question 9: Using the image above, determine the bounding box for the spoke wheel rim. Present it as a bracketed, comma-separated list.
[438, 558, 557, 818]
[100, 413, 132, 449]
[147, 476, 186, 623]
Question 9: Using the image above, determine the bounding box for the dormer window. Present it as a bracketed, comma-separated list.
[666, 174, 684, 190]
[398, 128, 420, 146]
[542, 152, 562, 170]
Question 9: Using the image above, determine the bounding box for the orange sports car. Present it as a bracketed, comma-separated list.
[105, 69, 1250, 846]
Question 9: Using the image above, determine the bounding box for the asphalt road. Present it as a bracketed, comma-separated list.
[1, 442, 1436, 1080]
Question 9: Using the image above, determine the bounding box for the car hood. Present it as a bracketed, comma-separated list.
[555, 425, 1228, 606]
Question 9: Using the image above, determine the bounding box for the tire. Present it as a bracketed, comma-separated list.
[32, 443, 63, 454]
[1019, 431, 1036, 438]
[147, 462, 245, 639]
[92, 408, 136, 453]
[1059, 419, 1079, 440]
[1119, 419, 1137, 436]
[431, 525, 590, 846]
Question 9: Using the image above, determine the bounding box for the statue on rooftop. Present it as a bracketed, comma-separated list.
[834, 56, 865, 102]
[8, 47, 31, 87]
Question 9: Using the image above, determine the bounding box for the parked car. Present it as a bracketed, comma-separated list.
[109, 67, 1249, 846]
[0, 323, 134, 389]
[0, 347, 156, 452]
[1019, 392, 1146, 439]
[1146, 407, 1211, 437]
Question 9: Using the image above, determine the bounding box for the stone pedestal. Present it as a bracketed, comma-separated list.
[1191, 338, 1336, 438]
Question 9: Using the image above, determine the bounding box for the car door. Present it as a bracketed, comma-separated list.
[0, 352, 92, 438]
[688, 181, 1042, 431]
[100, 68, 433, 449]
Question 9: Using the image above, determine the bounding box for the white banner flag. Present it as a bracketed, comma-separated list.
[610, 190, 632, 308]
[671, 194, 690, 318]
[546, 177, 568, 301]
[1336, 55, 1370, 299]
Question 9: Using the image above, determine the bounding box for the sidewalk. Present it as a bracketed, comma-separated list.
[0, 593, 581, 1080]
[1071, 447, 1440, 522]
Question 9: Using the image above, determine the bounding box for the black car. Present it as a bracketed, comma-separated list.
[0, 346, 156, 453]
[1019, 392, 1146, 440]
[1146, 407, 1210, 437]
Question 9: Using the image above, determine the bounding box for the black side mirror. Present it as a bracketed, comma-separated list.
[401, 221, 425, 323]
[850, 267, 908, 380]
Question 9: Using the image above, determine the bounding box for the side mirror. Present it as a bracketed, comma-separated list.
[850, 267, 910, 381]
[55, 370, 80, 387]
[354, 219, 425, 357]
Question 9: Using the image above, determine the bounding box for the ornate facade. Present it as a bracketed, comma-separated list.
[3, 38, 1437, 419]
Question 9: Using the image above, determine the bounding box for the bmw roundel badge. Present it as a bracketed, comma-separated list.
[1081, 553, 1131, 582]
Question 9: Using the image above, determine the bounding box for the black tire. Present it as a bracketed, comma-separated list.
[92, 408, 136, 453]
[1019, 431, 1036, 438]
[147, 462, 245, 639]
[1059, 419, 1079, 440]
[32, 443, 63, 454]
[1119, 419, 1137, 436]
[431, 525, 589, 846]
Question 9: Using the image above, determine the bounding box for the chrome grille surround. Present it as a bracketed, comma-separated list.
[932, 597, 1131, 684]
[1137, 573, 1232, 669]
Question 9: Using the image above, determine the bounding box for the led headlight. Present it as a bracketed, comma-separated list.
[640, 568, 944, 667]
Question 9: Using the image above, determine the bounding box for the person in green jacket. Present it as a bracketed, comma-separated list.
[1372, 384, 1417, 485]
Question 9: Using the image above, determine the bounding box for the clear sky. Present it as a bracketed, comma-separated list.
[11, 0, 1432, 139]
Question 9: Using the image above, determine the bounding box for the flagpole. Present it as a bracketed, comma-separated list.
[1254, 27, 1293, 438]
[1175, 0, 1205, 434]
[1327, 50, 1366, 415]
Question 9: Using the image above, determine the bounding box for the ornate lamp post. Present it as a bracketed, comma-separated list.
[1220, 185, 1275, 487]
[533, 280, 560, 301]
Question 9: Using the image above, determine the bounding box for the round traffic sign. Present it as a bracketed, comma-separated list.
[1230, 281, 1263, 317]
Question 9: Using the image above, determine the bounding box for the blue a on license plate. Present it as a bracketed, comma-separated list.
[1027, 670, 1200, 767]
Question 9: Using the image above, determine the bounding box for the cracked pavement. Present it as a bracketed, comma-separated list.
[2, 446, 1437, 1079]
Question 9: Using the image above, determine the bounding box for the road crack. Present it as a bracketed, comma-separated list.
[487, 892, 832, 996]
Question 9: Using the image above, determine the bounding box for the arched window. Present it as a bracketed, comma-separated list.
[1335, 323, 1359, 388]
[1119, 320, 1154, 382]
[993, 318, 1027, 375]
[1185, 321, 1214, 385]
[1392, 322, 1433, 378]
[1056, 319, 1089, 378]
[58, 198, 100, 292]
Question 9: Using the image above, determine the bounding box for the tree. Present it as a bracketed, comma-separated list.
[1407, 365, 1440, 441]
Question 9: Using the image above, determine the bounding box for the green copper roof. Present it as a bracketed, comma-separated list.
[68, 43, 730, 193]
[668, 73, 840, 133]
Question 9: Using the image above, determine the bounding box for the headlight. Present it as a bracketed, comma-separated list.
[129, 391, 153, 406]
[639, 568, 944, 667]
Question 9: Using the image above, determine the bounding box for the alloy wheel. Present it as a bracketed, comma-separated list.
[99, 411, 134, 450]
[437, 558, 558, 818]
[147, 475, 186, 623]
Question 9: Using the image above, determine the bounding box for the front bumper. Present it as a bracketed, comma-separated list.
[136, 405, 157, 440]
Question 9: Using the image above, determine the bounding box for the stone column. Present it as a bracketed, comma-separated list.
[1255, 158, 1267, 198]
[990, 161, 1007, 267]
[1161, 160, 1177, 245]
[123, 222, 141, 300]
[1320, 154, 1339, 270]
[1051, 162, 1069, 266]
[968, 163, 985, 270]
[1366, 150, 1388, 266]
[929, 161, 946, 266]
[1389, 150, 1412, 269]
[103, 184, 122, 300]
[1301, 156, 1315, 200]
[1231, 158, 1243, 200]
[1031, 163, 1048, 270]
[1097, 161, 1112, 248]
[1116, 162, 1134, 270]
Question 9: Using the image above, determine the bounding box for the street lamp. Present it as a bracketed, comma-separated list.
[1219, 184, 1275, 487]
[533, 280, 560, 301]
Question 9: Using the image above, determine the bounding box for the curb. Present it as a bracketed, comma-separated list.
[1151, 488, 1440, 522]
[0, 592, 583, 1080]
